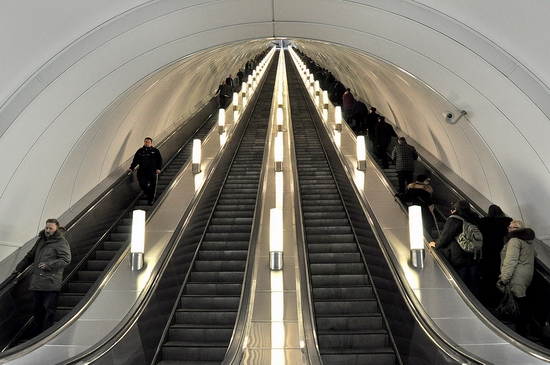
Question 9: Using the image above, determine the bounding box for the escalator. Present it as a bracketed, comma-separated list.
[56, 121, 218, 321]
[286, 55, 399, 365]
[156, 52, 276, 364]
[49, 48, 482, 365]
[293, 49, 550, 359]
[0, 99, 220, 350]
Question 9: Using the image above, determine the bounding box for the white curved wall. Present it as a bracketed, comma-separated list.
[2, 0, 550, 262]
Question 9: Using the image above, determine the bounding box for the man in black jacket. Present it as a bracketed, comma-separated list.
[13, 218, 71, 335]
[374, 116, 397, 168]
[127, 137, 163, 205]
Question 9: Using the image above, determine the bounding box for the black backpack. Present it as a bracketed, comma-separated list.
[450, 215, 483, 259]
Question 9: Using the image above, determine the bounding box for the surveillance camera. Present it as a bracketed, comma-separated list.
[444, 112, 454, 121]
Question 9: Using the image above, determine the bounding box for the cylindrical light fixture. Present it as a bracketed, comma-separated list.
[409, 205, 425, 268]
[192, 139, 202, 174]
[218, 108, 225, 134]
[269, 208, 283, 270]
[277, 89, 283, 107]
[277, 107, 283, 132]
[335, 106, 342, 132]
[274, 133, 283, 172]
[323, 90, 329, 109]
[130, 209, 146, 271]
[356, 135, 367, 171]
[233, 92, 239, 112]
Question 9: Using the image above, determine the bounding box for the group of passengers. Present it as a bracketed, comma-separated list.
[295, 48, 538, 340]
[216, 49, 270, 108]
[429, 203, 537, 338]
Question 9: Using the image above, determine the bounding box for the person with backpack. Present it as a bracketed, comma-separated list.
[429, 200, 481, 298]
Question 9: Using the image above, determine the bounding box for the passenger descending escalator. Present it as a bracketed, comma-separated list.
[0, 99, 219, 351]
[286, 55, 398, 364]
[156, 52, 276, 364]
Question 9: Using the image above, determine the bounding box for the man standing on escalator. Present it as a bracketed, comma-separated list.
[127, 137, 163, 205]
[12, 218, 71, 336]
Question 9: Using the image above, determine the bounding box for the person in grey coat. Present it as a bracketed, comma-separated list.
[13, 218, 71, 335]
[497, 221, 536, 336]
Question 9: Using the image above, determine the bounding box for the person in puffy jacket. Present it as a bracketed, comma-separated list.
[13, 218, 71, 335]
[497, 221, 536, 336]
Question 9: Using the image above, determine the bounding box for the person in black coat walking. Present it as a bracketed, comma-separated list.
[127, 137, 163, 205]
[374, 116, 397, 168]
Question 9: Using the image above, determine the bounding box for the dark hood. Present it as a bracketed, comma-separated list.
[505, 227, 536, 242]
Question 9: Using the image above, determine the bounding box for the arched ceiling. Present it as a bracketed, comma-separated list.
[1, 0, 550, 261]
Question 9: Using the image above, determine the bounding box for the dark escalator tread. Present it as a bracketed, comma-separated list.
[320, 348, 396, 365]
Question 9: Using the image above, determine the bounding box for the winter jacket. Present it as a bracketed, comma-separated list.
[129, 146, 163, 175]
[15, 227, 71, 291]
[406, 182, 433, 207]
[391, 142, 418, 171]
[498, 228, 537, 298]
[374, 120, 397, 147]
[435, 211, 480, 268]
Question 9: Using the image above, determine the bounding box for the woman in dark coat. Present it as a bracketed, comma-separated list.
[429, 200, 481, 298]
[477, 204, 512, 309]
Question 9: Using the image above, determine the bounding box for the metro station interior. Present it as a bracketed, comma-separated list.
[2, 1, 550, 364]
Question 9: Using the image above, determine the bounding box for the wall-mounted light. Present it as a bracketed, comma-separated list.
[356, 135, 366, 171]
[130, 209, 146, 271]
[277, 107, 283, 132]
[335, 106, 342, 132]
[270, 208, 283, 270]
[274, 133, 283, 172]
[192, 139, 202, 174]
[218, 108, 225, 134]
[409, 205, 425, 268]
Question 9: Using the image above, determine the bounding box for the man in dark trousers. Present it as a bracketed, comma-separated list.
[365, 107, 379, 140]
[13, 218, 71, 336]
[127, 137, 163, 205]
[374, 116, 397, 169]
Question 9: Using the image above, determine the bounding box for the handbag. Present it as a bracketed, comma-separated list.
[496, 285, 519, 316]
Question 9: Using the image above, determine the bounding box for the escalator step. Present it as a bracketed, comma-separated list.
[189, 271, 244, 282]
[185, 283, 242, 296]
[312, 286, 373, 299]
[175, 309, 237, 325]
[180, 295, 241, 309]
